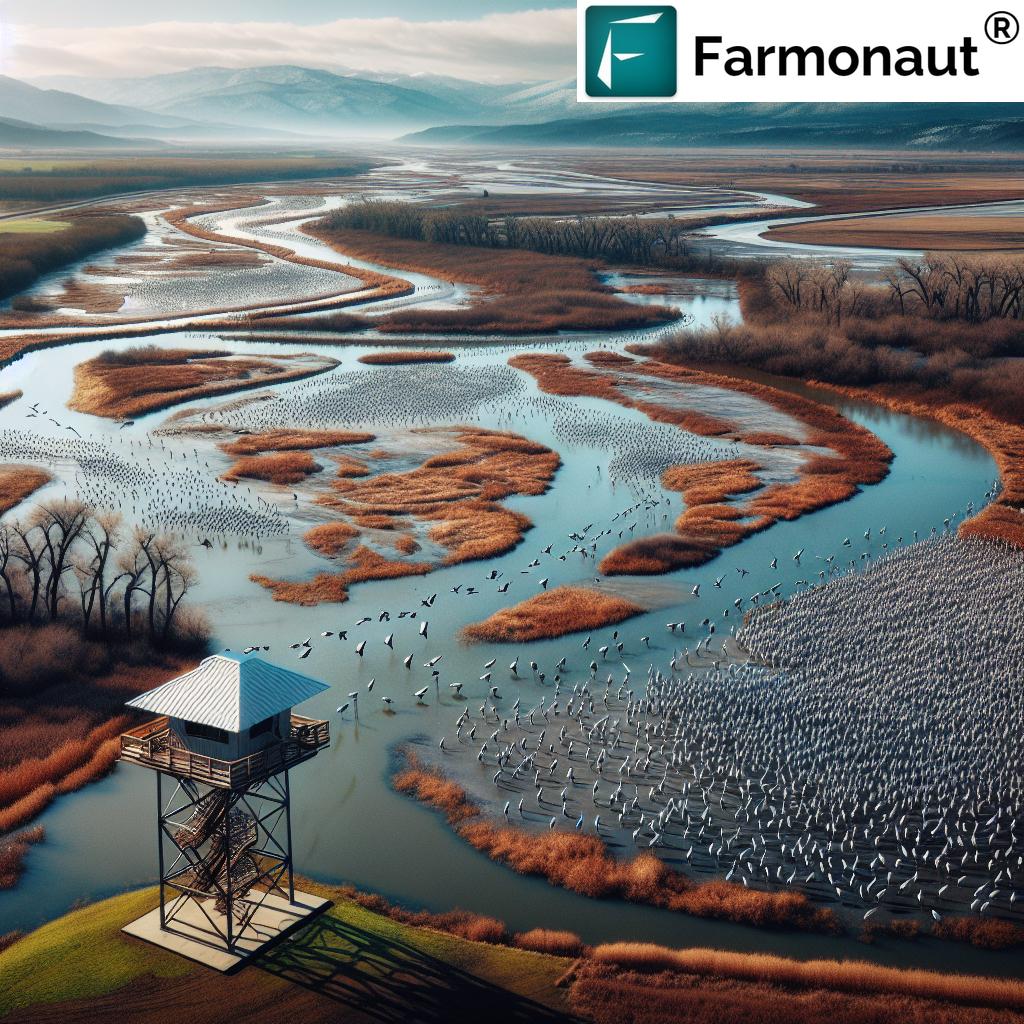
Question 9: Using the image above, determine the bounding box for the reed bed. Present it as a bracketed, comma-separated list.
[357, 350, 455, 365]
[570, 964, 1024, 1024]
[0, 465, 50, 515]
[338, 884, 586, 955]
[0, 826, 44, 889]
[588, 943, 1024, 1011]
[305, 223, 674, 335]
[70, 346, 337, 419]
[221, 451, 322, 486]
[463, 586, 644, 643]
[219, 428, 374, 456]
[511, 351, 891, 575]
[303, 521, 360, 557]
[932, 917, 1024, 951]
[254, 428, 559, 605]
[393, 756, 837, 934]
[253, 545, 432, 606]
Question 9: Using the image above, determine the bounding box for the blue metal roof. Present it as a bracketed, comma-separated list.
[126, 653, 328, 732]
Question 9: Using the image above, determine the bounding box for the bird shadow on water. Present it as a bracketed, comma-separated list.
[254, 914, 574, 1023]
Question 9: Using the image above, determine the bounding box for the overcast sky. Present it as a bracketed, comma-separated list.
[0, 3, 576, 82]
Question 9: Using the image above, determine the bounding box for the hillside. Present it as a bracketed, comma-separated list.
[0, 116, 151, 149]
[0, 886, 572, 1023]
[402, 103, 1024, 149]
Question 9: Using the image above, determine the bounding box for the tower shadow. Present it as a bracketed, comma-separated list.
[256, 913, 577, 1023]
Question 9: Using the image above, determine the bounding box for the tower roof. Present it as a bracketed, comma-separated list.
[125, 652, 329, 733]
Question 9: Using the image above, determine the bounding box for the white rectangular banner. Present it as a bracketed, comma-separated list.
[577, 1, 1023, 102]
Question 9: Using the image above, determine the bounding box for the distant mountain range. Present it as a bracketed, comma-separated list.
[0, 114, 155, 149]
[2, 66, 1023, 150]
[402, 103, 1024, 150]
[29, 66, 631, 140]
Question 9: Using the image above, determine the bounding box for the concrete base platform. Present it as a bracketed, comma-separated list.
[122, 889, 330, 972]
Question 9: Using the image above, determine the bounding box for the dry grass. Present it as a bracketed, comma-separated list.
[70, 346, 337, 419]
[254, 428, 559, 605]
[54, 277, 127, 314]
[463, 586, 644, 643]
[306, 223, 675, 335]
[303, 521, 360, 557]
[0, 624, 195, 845]
[357, 350, 455, 365]
[252, 545, 432, 606]
[221, 451, 323, 485]
[767, 213, 1024, 252]
[394, 755, 837, 934]
[570, 955, 1024, 1024]
[932, 917, 1024, 951]
[0, 826, 44, 889]
[515, 929, 588, 957]
[619, 283, 673, 295]
[510, 351, 891, 574]
[0, 465, 50, 515]
[588, 943, 1024, 1011]
[339, 886, 509, 944]
[220, 429, 374, 456]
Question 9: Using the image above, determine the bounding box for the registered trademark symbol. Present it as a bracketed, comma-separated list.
[985, 10, 1020, 43]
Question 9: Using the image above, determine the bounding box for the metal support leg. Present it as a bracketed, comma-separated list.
[284, 769, 295, 904]
[157, 772, 166, 930]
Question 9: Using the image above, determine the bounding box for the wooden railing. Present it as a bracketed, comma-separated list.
[119, 714, 329, 789]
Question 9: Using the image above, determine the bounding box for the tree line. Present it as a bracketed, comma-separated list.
[0, 500, 199, 646]
[324, 199, 734, 272]
[0, 214, 146, 303]
[766, 254, 1024, 325]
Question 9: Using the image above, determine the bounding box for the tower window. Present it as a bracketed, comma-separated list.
[183, 721, 229, 744]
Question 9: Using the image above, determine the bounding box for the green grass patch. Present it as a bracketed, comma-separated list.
[0, 883, 571, 1017]
[0, 219, 69, 234]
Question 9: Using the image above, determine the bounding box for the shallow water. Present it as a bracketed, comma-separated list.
[0, 174, 1013, 976]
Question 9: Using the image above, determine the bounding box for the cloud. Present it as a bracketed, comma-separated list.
[3, 9, 577, 83]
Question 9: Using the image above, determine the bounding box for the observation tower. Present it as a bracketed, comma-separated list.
[118, 652, 330, 970]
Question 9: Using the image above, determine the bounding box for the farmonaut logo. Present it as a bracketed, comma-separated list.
[584, 6, 677, 97]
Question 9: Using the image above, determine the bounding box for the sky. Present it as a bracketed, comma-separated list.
[0, 3, 576, 83]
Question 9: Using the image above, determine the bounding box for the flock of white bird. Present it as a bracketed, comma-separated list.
[429, 531, 1023, 926]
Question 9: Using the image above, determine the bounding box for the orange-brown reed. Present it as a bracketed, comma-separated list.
[303, 521, 360, 557]
[0, 629, 194, 840]
[509, 351, 892, 575]
[219, 428, 375, 456]
[252, 544, 432, 606]
[357, 350, 455, 365]
[393, 754, 837, 934]
[463, 586, 644, 643]
[570, 943, 1024, 1024]
[590, 943, 1024, 1010]
[338, 884, 587, 955]
[254, 428, 560, 605]
[0, 825, 44, 889]
[304, 224, 675, 335]
[221, 451, 323, 486]
[69, 346, 336, 419]
[932, 916, 1024, 951]
[0, 465, 50, 516]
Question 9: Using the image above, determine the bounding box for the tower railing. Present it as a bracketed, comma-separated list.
[119, 715, 329, 789]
